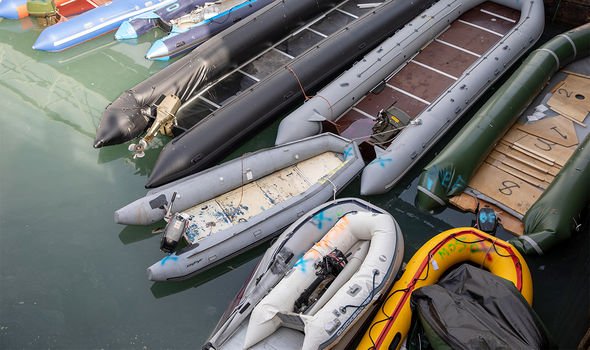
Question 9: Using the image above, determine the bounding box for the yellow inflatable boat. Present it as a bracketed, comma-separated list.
[357, 227, 532, 350]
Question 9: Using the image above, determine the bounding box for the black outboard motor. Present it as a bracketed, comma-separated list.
[160, 213, 189, 253]
[294, 248, 348, 313]
[369, 105, 412, 145]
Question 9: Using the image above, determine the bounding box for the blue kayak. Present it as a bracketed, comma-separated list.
[115, 0, 208, 40]
[145, 0, 273, 60]
[0, 0, 27, 19]
[33, 0, 176, 52]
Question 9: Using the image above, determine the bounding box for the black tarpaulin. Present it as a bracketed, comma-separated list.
[411, 264, 553, 350]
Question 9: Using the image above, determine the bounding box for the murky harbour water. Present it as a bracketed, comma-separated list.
[0, 16, 588, 349]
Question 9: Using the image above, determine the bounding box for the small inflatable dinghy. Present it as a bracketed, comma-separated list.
[114, 133, 364, 281]
[204, 198, 404, 350]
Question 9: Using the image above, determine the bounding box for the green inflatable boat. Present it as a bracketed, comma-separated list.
[415, 23, 590, 255]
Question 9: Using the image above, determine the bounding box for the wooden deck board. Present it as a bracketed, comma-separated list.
[437, 21, 501, 56]
[333, 1, 518, 152]
[355, 85, 428, 118]
[388, 61, 456, 103]
[412, 41, 478, 79]
[182, 152, 344, 244]
[460, 6, 516, 35]
[479, 2, 520, 22]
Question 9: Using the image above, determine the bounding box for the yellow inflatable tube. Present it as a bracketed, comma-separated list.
[357, 227, 532, 350]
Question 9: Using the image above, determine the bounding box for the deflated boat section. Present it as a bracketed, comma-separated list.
[509, 135, 590, 255]
[416, 23, 590, 212]
[94, 0, 340, 148]
[146, 0, 436, 188]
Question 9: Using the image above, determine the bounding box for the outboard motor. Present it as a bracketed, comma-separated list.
[160, 213, 189, 253]
[369, 105, 412, 145]
[294, 249, 348, 313]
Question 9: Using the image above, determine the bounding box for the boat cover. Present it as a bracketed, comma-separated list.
[411, 264, 553, 350]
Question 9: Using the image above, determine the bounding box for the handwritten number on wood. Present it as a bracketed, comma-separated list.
[534, 137, 556, 151]
[498, 180, 520, 196]
[550, 126, 567, 139]
[557, 88, 573, 98]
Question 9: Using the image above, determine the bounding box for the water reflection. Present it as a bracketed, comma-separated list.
[150, 241, 270, 299]
[118, 223, 162, 245]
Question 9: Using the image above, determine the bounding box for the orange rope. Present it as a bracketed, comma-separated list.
[286, 65, 334, 118]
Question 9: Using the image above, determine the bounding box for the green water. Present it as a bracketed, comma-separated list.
[0, 17, 588, 349]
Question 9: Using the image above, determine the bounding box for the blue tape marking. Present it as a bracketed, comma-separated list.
[343, 146, 353, 160]
[160, 255, 179, 266]
[312, 211, 332, 229]
[371, 157, 393, 168]
[294, 256, 311, 273]
[479, 211, 488, 223]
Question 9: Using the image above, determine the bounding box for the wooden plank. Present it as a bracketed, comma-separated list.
[468, 162, 544, 216]
[216, 182, 274, 223]
[412, 40, 478, 78]
[516, 115, 578, 147]
[494, 143, 561, 176]
[437, 21, 502, 56]
[501, 127, 577, 167]
[488, 151, 554, 185]
[183, 199, 233, 243]
[354, 85, 428, 119]
[459, 5, 515, 35]
[547, 74, 590, 123]
[387, 61, 455, 103]
[296, 152, 344, 184]
[449, 193, 524, 236]
[484, 158, 549, 190]
[256, 167, 311, 203]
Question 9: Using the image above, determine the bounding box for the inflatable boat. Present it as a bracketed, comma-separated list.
[204, 198, 404, 350]
[32, 0, 176, 51]
[416, 24, 590, 255]
[358, 227, 532, 350]
[145, 0, 435, 187]
[412, 264, 552, 348]
[115, 0, 206, 40]
[94, 0, 342, 148]
[145, 0, 273, 60]
[275, 0, 544, 196]
[0, 0, 27, 19]
[26, 0, 108, 20]
[115, 133, 365, 281]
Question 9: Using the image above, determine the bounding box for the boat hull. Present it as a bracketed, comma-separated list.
[205, 198, 404, 350]
[32, 0, 175, 51]
[146, 0, 436, 187]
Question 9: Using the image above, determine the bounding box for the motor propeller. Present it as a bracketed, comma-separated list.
[128, 139, 148, 158]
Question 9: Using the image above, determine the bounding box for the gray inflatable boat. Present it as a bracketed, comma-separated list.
[204, 198, 404, 350]
[275, 0, 544, 195]
[114, 133, 364, 281]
